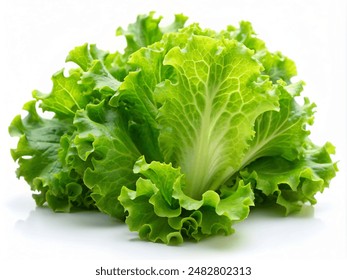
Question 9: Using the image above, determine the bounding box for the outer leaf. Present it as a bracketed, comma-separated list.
[33, 70, 88, 118]
[109, 45, 166, 162]
[119, 183, 184, 245]
[74, 101, 141, 219]
[133, 156, 182, 206]
[239, 142, 337, 214]
[226, 21, 297, 83]
[240, 81, 314, 168]
[67, 43, 121, 97]
[107, 12, 188, 82]
[119, 157, 254, 244]
[257, 51, 297, 84]
[66, 43, 108, 71]
[226, 21, 266, 52]
[33, 43, 120, 120]
[9, 101, 93, 211]
[157, 34, 278, 198]
[116, 12, 188, 57]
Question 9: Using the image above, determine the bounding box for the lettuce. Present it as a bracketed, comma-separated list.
[9, 13, 337, 244]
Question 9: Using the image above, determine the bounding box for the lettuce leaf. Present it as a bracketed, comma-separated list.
[157, 33, 278, 199]
[9, 100, 94, 211]
[119, 157, 254, 244]
[239, 142, 337, 214]
[74, 101, 141, 219]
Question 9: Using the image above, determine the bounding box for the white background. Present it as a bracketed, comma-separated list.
[0, 0, 346, 279]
